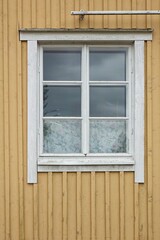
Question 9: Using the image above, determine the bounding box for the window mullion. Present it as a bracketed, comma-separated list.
[82, 45, 89, 155]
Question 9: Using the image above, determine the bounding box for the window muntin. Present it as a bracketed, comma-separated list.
[40, 45, 131, 156]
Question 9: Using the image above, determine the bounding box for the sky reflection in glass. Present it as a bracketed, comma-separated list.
[90, 86, 126, 117]
[90, 50, 126, 81]
[43, 50, 81, 81]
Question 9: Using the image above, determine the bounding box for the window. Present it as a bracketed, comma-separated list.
[20, 29, 152, 183]
[41, 46, 129, 155]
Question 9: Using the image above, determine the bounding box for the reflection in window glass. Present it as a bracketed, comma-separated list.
[90, 86, 126, 117]
[90, 50, 126, 81]
[90, 120, 127, 153]
[43, 86, 81, 117]
[43, 50, 81, 81]
[43, 119, 81, 153]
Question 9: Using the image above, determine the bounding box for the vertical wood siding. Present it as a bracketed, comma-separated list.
[0, 0, 159, 239]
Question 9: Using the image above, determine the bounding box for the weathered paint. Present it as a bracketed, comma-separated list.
[0, 0, 159, 239]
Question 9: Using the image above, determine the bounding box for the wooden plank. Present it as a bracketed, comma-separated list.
[17, 0, 25, 237]
[68, 173, 77, 240]
[79, 0, 89, 28]
[31, 0, 36, 28]
[27, 40, 37, 183]
[0, 0, 5, 238]
[134, 184, 139, 240]
[47, 173, 53, 240]
[81, 173, 91, 240]
[45, 0, 51, 28]
[77, 172, 82, 240]
[103, 0, 108, 28]
[120, 172, 125, 240]
[89, 0, 94, 28]
[124, 173, 134, 240]
[60, 0, 66, 28]
[36, 0, 45, 28]
[131, 0, 137, 28]
[136, 0, 146, 29]
[95, 173, 105, 240]
[65, 0, 75, 28]
[22, 0, 31, 28]
[105, 172, 111, 240]
[33, 184, 39, 240]
[108, 0, 117, 28]
[146, 0, 151, 28]
[139, 183, 148, 240]
[74, 0, 80, 28]
[91, 172, 95, 240]
[3, 0, 10, 237]
[94, 0, 103, 28]
[53, 173, 62, 240]
[122, 0, 131, 28]
[62, 172, 67, 240]
[151, 2, 160, 237]
[134, 40, 144, 183]
[20, 30, 152, 41]
[51, 0, 60, 28]
[110, 173, 120, 240]
[9, 0, 20, 235]
[146, 40, 153, 240]
[117, 0, 122, 28]
[38, 174, 48, 240]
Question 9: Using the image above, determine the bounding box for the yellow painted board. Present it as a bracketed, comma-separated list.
[1, 0, 160, 239]
[53, 173, 63, 240]
[95, 173, 105, 240]
[81, 173, 91, 240]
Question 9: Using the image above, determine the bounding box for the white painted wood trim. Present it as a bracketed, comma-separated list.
[20, 31, 152, 41]
[28, 41, 38, 183]
[38, 165, 134, 172]
[134, 41, 144, 183]
[38, 156, 134, 165]
[26, 35, 147, 183]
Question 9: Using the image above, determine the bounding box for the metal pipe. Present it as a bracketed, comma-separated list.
[71, 10, 160, 15]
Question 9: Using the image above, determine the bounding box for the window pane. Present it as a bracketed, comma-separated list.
[43, 119, 81, 153]
[90, 120, 127, 153]
[43, 50, 81, 81]
[43, 86, 81, 117]
[90, 86, 126, 117]
[89, 50, 126, 81]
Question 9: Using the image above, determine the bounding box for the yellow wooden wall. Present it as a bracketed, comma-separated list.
[0, 0, 160, 239]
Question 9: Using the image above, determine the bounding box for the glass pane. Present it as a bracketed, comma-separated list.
[90, 120, 127, 153]
[43, 119, 81, 153]
[90, 86, 126, 117]
[89, 49, 126, 81]
[43, 49, 81, 81]
[43, 86, 81, 117]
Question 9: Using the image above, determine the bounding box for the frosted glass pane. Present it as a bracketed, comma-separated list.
[90, 50, 126, 81]
[43, 86, 81, 117]
[43, 120, 81, 153]
[43, 50, 81, 81]
[90, 86, 126, 117]
[90, 120, 127, 153]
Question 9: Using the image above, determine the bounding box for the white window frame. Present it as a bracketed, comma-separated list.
[20, 29, 152, 183]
